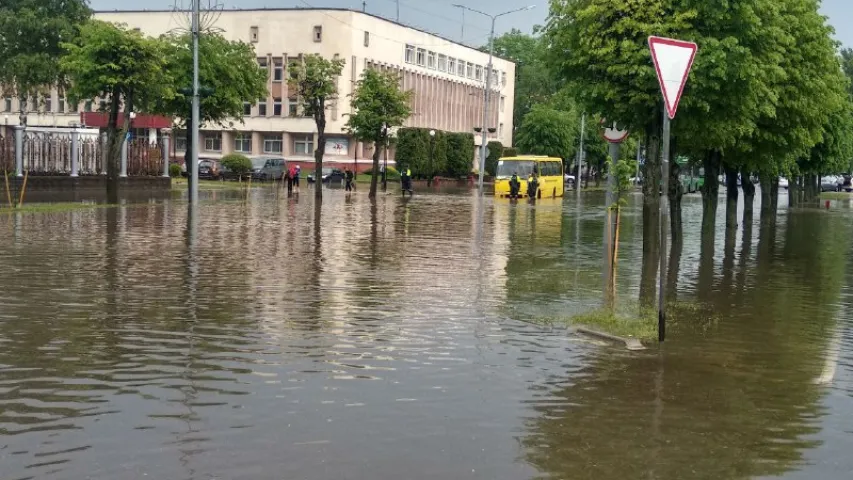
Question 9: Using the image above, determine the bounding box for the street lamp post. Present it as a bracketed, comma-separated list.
[429, 129, 436, 187]
[382, 123, 388, 192]
[452, 4, 535, 193]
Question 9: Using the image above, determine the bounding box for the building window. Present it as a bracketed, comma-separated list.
[264, 134, 283, 154]
[250, 26, 259, 43]
[303, 102, 313, 117]
[499, 123, 504, 137]
[204, 133, 222, 152]
[44, 97, 52, 112]
[475, 65, 483, 81]
[175, 135, 188, 152]
[234, 133, 252, 153]
[99, 99, 107, 111]
[416, 48, 426, 66]
[243, 101, 251, 116]
[288, 97, 299, 117]
[273, 98, 282, 116]
[364, 31, 370, 47]
[58, 97, 65, 113]
[3, 97, 11, 112]
[258, 57, 268, 79]
[501, 71, 507, 86]
[32, 97, 40, 112]
[313, 25, 323, 42]
[437, 54, 447, 72]
[84, 100, 93, 112]
[466, 62, 474, 79]
[448, 57, 456, 75]
[258, 98, 267, 116]
[293, 135, 314, 155]
[500, 96, 505, 112]
[427, 51, 436, 69]
[69, 101, 78, 113]
[273, 58, 283, 82]
[405, 44, 415, 63]
[457, 60, 465, 77]
[130, 127, 148, 140]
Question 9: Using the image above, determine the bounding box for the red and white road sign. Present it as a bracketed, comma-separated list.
[648, 36, 698, 119]
[600, 118, 629, 143]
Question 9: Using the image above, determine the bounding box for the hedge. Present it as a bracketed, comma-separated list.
[395, 128, 476, 178]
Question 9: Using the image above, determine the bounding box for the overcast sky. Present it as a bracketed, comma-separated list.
[89, 0, 852, 49]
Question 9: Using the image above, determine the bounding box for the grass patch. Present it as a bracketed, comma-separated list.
[820, 191, 853, 200]
[570, 308, 658, 340]
[0, 202, 117, 215]
[171, 178, 273, 191]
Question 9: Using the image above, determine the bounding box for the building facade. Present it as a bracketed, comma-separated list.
[12, 7, 513, 171]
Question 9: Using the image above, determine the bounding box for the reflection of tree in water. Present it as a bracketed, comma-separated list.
[522, 209, 852, 479]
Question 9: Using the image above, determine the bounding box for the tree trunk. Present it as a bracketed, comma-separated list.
[760, 174, 775, 215]
[702, 149, 721, 230]
[314, 102, 326, 201]
[668, 160, 682, 239]
[724, 163, 739, 229]
[666, 211, 683, 303]
[105, 91, 123, 204]
[639, 122, 661, 308]
[770, 177, 779, 210]
[741, 168, 755, 227]
[369, 140, 381, 199]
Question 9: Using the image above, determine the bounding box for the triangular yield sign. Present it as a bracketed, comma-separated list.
[649, 36, 698, 119]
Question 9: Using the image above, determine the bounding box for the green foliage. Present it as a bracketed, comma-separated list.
[61, 20, 172, 114]
[220, 153, 252, 175]
[515, 105, 575, 161]
[346, 69, 413, 146]
[169, 163, 182, 177]
[288, 54, 346, 123]
[503, 147, 519, 157]
[842, 49, 853, 98]
[0, 0, 91, 117]
[155, 32, 268, 129]
[607, 155, 639, 207]
[446, 132, 476, 177]
[485, 141, 504, 176]
[392, 128, 447, 178]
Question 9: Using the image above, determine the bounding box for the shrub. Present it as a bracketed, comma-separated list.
[169, 163, 182, 177]
[221, 153, 252, 175]
[364, 165, 400, 179]
[485, 141, 503, 176]
[503, 147, 519, 157]
[445, 132, 475, 178]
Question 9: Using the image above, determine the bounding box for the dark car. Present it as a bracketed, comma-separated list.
[307, 167, 346, 184]
[198, 159, 222, 180]
[250, 156, 287, 181]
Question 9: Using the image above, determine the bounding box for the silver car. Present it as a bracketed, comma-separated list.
[250, 156, 286, 181]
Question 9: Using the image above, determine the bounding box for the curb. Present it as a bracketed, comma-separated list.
[575, 327, 647, 351]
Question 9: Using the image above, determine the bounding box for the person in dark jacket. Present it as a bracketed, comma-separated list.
[345, 169, 354, 191]
[528, 173, 539, 202]
[401, 165, 413, 197]
[509, 172, 520, 199]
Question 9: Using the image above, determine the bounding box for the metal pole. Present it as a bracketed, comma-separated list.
[658, 108, 671, 342]
[477, 16, 495, 192]
[120, 133, 128, 178]
[396, 0, 400, 22]
[604, 141, 619, 296]
[70, 126, 79, 177]
[189, 0, 200, 204]
[636, 135, 642, 185]
[14, 125, 23, 177]
[162, 129, 171, 177]
[576, 112, 585, 197]
[461, 9, 465, 43]
[383, 138, 388, 192]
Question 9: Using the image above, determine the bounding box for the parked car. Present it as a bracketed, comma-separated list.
[821, 176, 841, 192]
[198, 159, 222, 180]
[249, 156, 286, 181]
[307, 167, 345, 184]
[778, 177, 789, 190]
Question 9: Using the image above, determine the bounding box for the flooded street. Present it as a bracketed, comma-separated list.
[1, 187, 852, 479]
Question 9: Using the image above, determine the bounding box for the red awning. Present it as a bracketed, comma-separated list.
[80, 112, 173, 129]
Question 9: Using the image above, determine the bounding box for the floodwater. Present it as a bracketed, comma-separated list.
[1, 186, 852, 479]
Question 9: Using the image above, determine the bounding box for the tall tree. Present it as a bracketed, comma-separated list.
[514, 105, 577, 162]
[155, 32, 267, 187]
[61, 20, 172, 202]
[345, 68, 413, 199]
[289, 54, 345, 200]
[0, 0, 91, 124]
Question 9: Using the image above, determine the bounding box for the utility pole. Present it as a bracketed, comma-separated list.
[189, 0, 200, 205]
[396, 0, 400, 22]
[576, 112, 585, 198]
[453, 4, 535, 193]
[362, 1, 366, 12]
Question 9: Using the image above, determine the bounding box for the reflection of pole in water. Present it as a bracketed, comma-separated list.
[603, 141, 619, 304]
[179, 203, 200, 475]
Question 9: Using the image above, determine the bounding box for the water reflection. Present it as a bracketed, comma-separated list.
[0, 188, 851, 479]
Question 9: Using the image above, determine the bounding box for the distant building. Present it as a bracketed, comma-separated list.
[1, 8, 516, 170]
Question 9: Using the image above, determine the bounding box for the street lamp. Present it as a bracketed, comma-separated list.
[429, 129, 436, 187]
[382, 123, 389, 192]
[452, 4, 535, 193]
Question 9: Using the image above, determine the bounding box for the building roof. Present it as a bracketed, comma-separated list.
[93, 7, 514, 65]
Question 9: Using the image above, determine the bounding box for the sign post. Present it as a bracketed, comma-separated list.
[600, 119, 629, 302]
[649, 35, 697, 342]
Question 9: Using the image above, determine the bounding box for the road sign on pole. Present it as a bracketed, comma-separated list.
[649, 35, 697, 342]
[649, 36, 698, 119]
[599, 118, 629, 144]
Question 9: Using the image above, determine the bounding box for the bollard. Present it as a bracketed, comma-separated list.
[70, 127, 80, 177]
[14, 125, 24, 177]
[826, 200, 831, 210]
[161, 129, 171, 177]
[120, 132, 128, 178]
